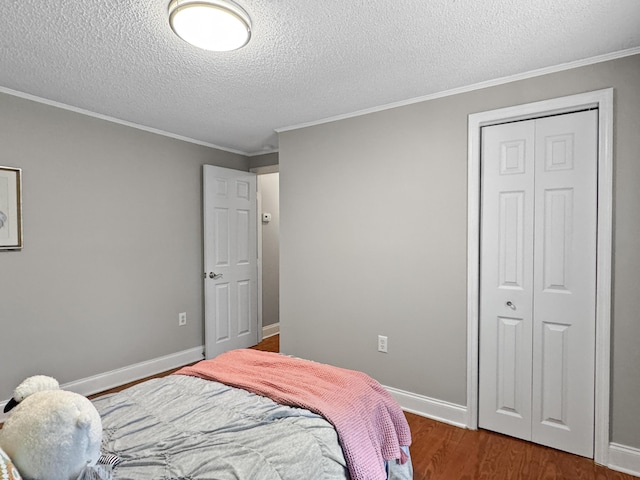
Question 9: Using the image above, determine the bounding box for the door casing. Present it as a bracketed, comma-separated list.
[466, 88, 613, 465]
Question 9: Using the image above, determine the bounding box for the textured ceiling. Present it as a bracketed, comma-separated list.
[0, 0, 639, 155]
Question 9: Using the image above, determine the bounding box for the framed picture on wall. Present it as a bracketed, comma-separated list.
[0, 166, 23, 250]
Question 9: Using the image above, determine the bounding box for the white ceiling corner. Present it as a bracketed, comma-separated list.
[0, 0, 638, 155]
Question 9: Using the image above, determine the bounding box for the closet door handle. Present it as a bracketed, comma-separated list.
[506, 301, 516, 310]
[207, 272, 223, 280]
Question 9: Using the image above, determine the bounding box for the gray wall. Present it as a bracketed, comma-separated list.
[258, 173, 280, 327]
[279, 54, 640, 448]
[0, 92, 248, 400]
[249, 152, 279, 169]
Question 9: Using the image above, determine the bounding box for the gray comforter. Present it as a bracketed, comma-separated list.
[93, 374, 412, 479]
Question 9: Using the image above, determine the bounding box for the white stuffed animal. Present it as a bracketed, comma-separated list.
[0, 376, 102, 480]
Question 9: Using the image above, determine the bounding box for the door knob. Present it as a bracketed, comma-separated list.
[506, 301, 516, 310]
[208, 272, 223, 279]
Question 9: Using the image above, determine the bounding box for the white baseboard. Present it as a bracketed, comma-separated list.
[262, 322, 280, 338]
[0, 346, 204, 424]
[609, 443, 640, 478]
[384, 385, 468, 429]
[62, 346, 205, 397]
[385, 387, 640, 478]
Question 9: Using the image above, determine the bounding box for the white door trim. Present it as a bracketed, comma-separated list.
[466, 88, 613, 465]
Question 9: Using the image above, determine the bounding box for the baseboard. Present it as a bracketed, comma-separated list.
[384, 385, 468, 429]
[609, 443, 640, 478]
[262, 322, 280, 338]
[0, 346, 204, 423]
[386, 387, 640, 478]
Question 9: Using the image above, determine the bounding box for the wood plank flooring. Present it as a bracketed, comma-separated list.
[250, 332, 279, 352]
[405, 411, 633, 479]
[84, 334, 636, 479]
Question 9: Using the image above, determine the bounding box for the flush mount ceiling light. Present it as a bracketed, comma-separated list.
[168, 0, 251, 52]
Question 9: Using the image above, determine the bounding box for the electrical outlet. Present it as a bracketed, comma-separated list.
[378, 335, 388, 353]
[178, 312, 187, 326]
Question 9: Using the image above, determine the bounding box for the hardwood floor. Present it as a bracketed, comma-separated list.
[405, 412, 633, 480]
[249, 332, 279, 352]
[89, 334, 635, 479]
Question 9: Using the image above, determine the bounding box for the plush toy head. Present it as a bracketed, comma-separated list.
[0, 376, 102, 480]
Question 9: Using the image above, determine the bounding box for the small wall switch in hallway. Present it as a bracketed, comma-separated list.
[378, 335, 388, 353]
[178, 312, 187, 326]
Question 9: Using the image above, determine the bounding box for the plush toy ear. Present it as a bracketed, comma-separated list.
[75, 413, 92, 429]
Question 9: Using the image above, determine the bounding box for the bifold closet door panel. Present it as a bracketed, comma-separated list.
[479, 119, 535, 441]
[531, 110, 597, 458]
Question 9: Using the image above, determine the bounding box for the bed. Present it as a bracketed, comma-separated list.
[92, 349, 413, 480]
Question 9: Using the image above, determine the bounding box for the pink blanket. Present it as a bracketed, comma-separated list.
[176, 349, 411, 480]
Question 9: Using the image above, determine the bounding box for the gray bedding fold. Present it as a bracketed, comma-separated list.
[94, 374, 347, 479]
[92, 374, 412, 479]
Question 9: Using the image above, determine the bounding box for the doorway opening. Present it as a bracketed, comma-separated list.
[253, 166, 280, 342]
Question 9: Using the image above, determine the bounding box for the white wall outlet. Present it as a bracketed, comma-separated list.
[378, 335, 388, 353]
[178, 312, 187, 326]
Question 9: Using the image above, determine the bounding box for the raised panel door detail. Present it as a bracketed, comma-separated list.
[236, 180, 250, 201]
[543, 188, 573, 293]
[237, 280, 251, 336]
[214, 207, 230, 267]
[497, 317, 526, 417]
[500, 140, 526, 175]
[545, 134, 574, 172]
[499, 191, 525, 289]
[540, 322, 570, 430]
[236, 209, 250, 265]
[215, 178, 228, 197]
[215, 283, 231, 342]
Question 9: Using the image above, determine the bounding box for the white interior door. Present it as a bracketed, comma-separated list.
[479, 110, 597, 458]
[479, 120, 535, 441]
[203, 165, 258, 359]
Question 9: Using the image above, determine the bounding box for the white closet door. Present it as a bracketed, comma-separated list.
[479, 119, 536, 441]
[531, 111, 597, 457]
[479, 110, 597, 458]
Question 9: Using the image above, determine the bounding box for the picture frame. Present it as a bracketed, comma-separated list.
[0, 166, 23, 250]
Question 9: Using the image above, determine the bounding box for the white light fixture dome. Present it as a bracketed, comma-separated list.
[168, 0, 251, 52]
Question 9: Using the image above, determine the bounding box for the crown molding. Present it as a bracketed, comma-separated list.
[0, 86, 249, 156]
[276, 47, 640, 134]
